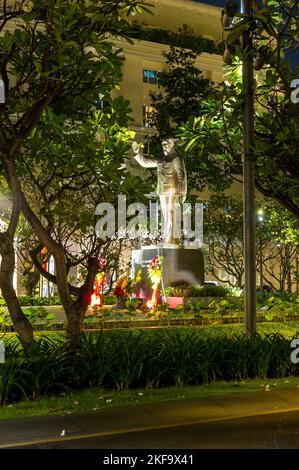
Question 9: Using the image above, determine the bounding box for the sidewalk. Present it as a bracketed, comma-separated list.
[1, 388, 299, 448]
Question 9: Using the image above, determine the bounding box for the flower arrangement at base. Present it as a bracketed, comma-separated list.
[147, 256, 163, 310]
[132, 267, 143, 300]
[113, 275, 130, 309]
[90, 257, 107, 308]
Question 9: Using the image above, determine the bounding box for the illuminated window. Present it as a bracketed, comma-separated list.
[142, 105, 157, 128]
[143, 69, 161, 85]
[95, 99, 109, 110]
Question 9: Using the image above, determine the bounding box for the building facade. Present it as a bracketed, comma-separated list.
[116, 0, 224, 135]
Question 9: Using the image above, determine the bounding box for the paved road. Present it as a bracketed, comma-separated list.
[6, 410, 299, 449]
[2, 388, 299, 449]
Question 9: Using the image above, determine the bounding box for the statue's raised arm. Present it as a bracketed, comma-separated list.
[132, 141, 158, 168]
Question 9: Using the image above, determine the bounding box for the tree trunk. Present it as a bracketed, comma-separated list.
[237, 276, 243, 289]
[66, 298, 88, 348]
[66, 257, 99, 347]
[23, 269, 40, 296]
[286, 245, 292, 293]
[3, 155, 100, 347]
[0, 234, 34, 346]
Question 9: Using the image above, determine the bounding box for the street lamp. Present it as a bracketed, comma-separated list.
[221, 0, 256, 339]
[241, 0, 256, 340]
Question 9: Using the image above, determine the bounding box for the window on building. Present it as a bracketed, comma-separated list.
[95, 99, 109, 110]
[143, 69, 161, 85]
[142, 105, 157, 128]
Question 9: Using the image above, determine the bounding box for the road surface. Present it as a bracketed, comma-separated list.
[5, 409, 299, 449]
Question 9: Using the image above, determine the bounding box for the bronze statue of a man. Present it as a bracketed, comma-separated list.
[132, 138, 187, 246]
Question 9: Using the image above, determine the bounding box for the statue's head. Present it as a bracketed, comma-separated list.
[162, 137, 179, 158]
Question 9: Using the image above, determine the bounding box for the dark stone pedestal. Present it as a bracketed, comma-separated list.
[131, 246, 204, 298]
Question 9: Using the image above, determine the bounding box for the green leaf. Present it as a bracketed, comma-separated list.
[45, 313, 55, 320]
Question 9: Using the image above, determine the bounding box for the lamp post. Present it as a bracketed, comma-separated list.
[241, 0, 256, 340]
[221, 0, 256, 339]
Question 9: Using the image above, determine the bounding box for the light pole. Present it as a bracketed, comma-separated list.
[221, 0, 257, 338]
[241, 0, 256, 339]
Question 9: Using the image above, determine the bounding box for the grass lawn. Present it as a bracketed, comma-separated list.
[1, 377, 299, 422]
[195, 322, 299, 339]
[2, 320, 299, 340]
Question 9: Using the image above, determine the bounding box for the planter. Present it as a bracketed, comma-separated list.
[164, 297, 184, 309]
[183, 296, 241, 307]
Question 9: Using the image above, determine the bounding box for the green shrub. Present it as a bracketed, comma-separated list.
[0, 338, 25, 404]
[129, 24, 223, 55]
[17, 296, 61, 306]
[22, 337, 73, 399]
[163, 285, 192, 297]
[163, 284, 231, 298]
[263, 297, 299, 319]
[0, 306, 12, 327]
[0, 330, 298, 404]
[72, 332, 111, 387]
[107, 331, 148, 390]
[0, 304, 57, 328]
[22, 306, 50, 324]
[257, 291, 299, 304]
[0, 359, 28, 404]
[195, 285, 231, 297]
[104, 296, 117, 305]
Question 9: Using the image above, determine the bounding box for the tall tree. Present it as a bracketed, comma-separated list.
[256, 201, 299, 292]
[204, 194, 244, 288]
[147, 29, 225, 195]
[20, 106, 148, 344]
[179, 0, 299, 220]
[0, 0, 151, 346]
[149, 39, 212, 136]
[204, 194, 299, 290]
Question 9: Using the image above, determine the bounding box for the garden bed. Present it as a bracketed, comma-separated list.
[164, 296, 242, 308]
[1, 314, 299, 333]
[1, 328, 299, 405]
[1, 291, 299, 332]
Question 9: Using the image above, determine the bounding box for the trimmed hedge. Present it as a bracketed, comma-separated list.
[129, 24, 223, 55]
[163, 284, 231, 298]
[0, 330, 298, 404]
[0, 296, 62, 307]
[17, 296, 61, 306]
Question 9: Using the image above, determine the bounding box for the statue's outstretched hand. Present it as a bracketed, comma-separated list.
[132, 141, 142, 155]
